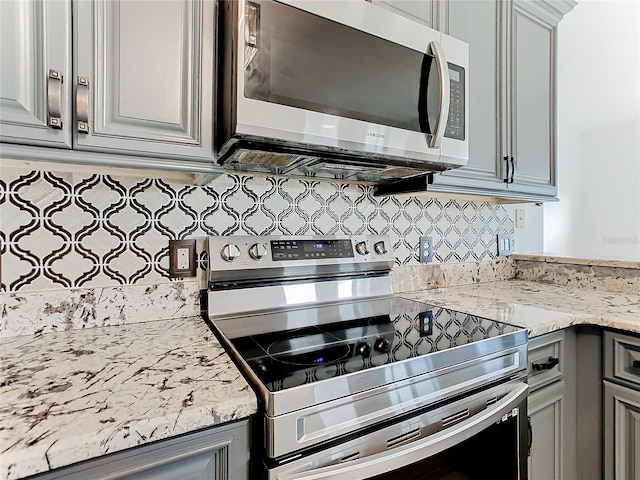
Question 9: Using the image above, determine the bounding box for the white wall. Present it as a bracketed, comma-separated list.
[509, 203, 544, 254]
[544, 126, 582, 255]
[577, 120, 639, 258]
[543, 0, 640, 260]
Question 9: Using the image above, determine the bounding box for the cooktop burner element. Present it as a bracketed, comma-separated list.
[216, 298, 520, 392]
[265, 332, 351, 366]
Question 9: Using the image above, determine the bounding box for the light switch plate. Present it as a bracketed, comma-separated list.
[169, 239, 197, 278]
[497, 234, 513, 256]
[515, 208, 525, 229]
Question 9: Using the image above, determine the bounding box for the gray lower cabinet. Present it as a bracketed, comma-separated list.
[32, 420, 251, 480]
[603, 330, 640, 480]
[527, 329, 577, 480]
[428, 0, 576, 202]
[1, 0, 219, 177]
[603, 382, 640, 480]
[528, 381, 566, 480]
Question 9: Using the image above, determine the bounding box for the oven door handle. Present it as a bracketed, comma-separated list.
[278, 382, 529, 480]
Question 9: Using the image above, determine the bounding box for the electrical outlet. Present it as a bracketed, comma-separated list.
[169, 239, 197, 278]
[515, 209, 525, 229]
[177, 247, 190, 270]
[497, 234, 513, 256]
[420, 236, 433, 263]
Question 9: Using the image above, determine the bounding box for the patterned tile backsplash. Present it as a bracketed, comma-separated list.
[0, 166, 515, 293]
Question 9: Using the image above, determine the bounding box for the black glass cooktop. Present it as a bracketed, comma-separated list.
[210, 297, 524, 392]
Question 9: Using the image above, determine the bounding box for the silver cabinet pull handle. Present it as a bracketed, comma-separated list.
[76, 76, 90, 134]
[47, 70, 63, 129]
[428, 41, 450, 149]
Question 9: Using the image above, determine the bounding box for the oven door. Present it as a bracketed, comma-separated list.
[268, 380, 528, 480]
[224, 0, 467, 166]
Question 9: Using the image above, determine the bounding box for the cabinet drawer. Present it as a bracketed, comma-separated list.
[604, 330, 640, 389]
[528, 330, 565, 391]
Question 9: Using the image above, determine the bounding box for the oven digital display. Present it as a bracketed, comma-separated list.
[271, 239, 354, 260]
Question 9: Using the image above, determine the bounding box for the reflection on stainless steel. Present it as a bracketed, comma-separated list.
[273, 381, 528, 480]
[205, 234, 528, 479]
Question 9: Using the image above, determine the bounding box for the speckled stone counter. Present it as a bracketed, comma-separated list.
[401, 280, 640, 338]
[0, 317, 257, 480]
[512, 254, 640, 294]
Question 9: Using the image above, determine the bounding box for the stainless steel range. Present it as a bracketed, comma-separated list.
[205, 235, 529, 479]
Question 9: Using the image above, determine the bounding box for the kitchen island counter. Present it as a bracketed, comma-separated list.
[0, 316, 257, 480]
[401, 280, 640, 337]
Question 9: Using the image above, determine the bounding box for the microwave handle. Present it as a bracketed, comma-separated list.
[428, 41, 450, 149]
[279, 382, 529, 480]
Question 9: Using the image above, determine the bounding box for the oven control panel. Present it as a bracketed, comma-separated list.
[271, 239, 354, 261]
[207, 235, 394, 281]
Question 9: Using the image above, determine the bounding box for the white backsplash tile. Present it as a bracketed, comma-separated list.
[1, 166, 516, 294]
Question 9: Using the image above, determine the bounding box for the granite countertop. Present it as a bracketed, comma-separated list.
[2, 277, 638, 480]
[401, 280, 640, 337]
[511, 253, 640, 269]
[0, 316, 258, 480]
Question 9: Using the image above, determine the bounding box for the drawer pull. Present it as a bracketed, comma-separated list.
[631, 360, 640, 376]
[532, 357, 559, 371]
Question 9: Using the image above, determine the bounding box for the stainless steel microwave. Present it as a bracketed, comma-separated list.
[216, 0, 469, 183]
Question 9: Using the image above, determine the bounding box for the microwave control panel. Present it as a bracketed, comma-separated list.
[445, 63, 465, 141]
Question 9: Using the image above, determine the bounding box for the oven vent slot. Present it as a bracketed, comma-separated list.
[486, 396, 498, 406]
[339, 452, 360, 463]
[442, 408, 470, 428]
[386, 428, 421, 449]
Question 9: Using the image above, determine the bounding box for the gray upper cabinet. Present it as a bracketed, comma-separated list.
[0, 0, 72, 148]
[429, 0, 506, 193]
[369, 0, 438, 28]
[1, 0, 220, 179]
[509, 1, 562, 196]
[73, 0, 214, 161]
[430, 0, 576, 201]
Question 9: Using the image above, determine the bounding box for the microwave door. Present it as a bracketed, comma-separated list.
[234, 0, 444, 164]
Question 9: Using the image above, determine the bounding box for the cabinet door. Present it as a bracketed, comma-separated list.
[32, 420, 250, 480]
[528, 381, 565, 480]
[0, 0, 72, 147]
[73, 0, 214, 162]
[604, 381, 640, 480]
[508, 2, 557, 196]
[369, 0, 437, 28]
[428, 0, 508, 196]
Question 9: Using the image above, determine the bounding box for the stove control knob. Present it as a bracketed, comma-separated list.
[356, 342, 371, 358]
[355, 241, 369, 256]
[220, 243, 241, 262]
[374, 338, 391, 353]
[249, 242, 268, 260]
[374, 241, 387, 255]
